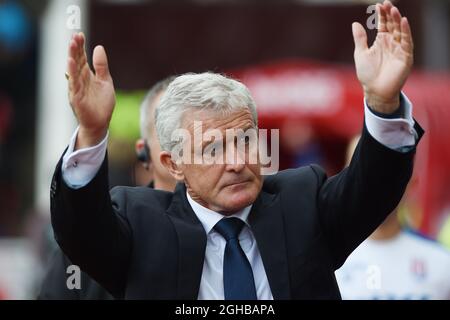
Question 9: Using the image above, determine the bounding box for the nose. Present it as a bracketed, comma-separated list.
[225, 161, 245, 173]
[225, 145, 245, 173]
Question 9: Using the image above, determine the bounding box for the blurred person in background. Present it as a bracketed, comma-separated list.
[38, 77, 176, 299]
[135, 76, 177, 192]
[438, 209, 450, 250]
[335, 136, 450, 300]
[280, 118, 325, 169]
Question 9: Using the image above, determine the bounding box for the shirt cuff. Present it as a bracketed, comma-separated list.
[364, 92, 418, 151]
[61, 127, 108, 189]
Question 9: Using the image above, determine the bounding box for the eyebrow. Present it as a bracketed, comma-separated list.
[201, 124, 256, 147]
[241, 124, 256, 131]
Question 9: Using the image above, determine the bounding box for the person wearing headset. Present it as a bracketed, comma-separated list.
[135, 77, 177, 192]
[38, 76, 176, 299]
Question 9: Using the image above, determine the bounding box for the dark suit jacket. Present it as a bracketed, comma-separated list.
[39, 182, 155, 300]
[50, 123, 423, 299]
[38, 248, 113, 300]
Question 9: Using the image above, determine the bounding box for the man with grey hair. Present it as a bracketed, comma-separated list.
[51, 1, 423, 299]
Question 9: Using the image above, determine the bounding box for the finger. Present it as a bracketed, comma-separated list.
[67, 36, 78, 96]
[73, 33, 83, 56]
[352, 22, 368, 52]
[67, 57, 80, 95]
[377, 4, 387, 33]
[401, 17, 414, 53]
[68, 38, 78, 66]
[67, 56, 77, 79]
[72, 33, 81, 63]
[93, 45, 111, 81]
[391, 6, 402, 42]
[75, 32, 88, 72]
[67, 37, 79, 86]
[383, 0, 393, 15]
[71, 33, 85, 76]
[385, 3, 394, 34]
[383, 0, 393, 11]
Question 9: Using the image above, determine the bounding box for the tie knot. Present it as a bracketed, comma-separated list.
[214, 217, 245, 241]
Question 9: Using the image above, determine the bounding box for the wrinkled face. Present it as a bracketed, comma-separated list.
[179, 108, 263, 214]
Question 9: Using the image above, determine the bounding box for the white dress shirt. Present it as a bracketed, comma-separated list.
[186, 192, 274, 299]
[60, 93, 418, 299]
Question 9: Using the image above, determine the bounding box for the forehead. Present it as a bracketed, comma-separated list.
[183, 108, 255, 132]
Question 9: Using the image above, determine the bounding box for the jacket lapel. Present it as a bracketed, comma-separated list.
[166, 183, 291, 300]
[248, 190, 291, 299]
[166, 183, 207, 300]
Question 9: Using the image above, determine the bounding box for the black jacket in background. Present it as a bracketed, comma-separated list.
[38, 248, 113, 300]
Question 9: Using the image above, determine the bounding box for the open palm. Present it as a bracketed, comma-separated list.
[352, 1, 413, 113]
[67, 33, 115, 144]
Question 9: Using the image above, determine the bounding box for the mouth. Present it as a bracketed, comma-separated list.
[224, 180, 250, 188]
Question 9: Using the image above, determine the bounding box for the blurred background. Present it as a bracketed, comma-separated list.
[0, 0, 449, 299]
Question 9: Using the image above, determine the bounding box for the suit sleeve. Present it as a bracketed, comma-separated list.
[312, 120, 424, 270]
[38, 248, 80, 300]
[50, 152, 131, 298]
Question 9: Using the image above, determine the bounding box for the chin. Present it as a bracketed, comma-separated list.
[222, 187, 259, 212]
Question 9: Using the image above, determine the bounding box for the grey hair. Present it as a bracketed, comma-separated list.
[155, 72, 258, 152]
[139, 76, 176, 139]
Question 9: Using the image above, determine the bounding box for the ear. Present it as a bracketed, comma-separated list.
[160, 151, 185, 181]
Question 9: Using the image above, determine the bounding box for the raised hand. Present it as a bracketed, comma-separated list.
[352, 0, 414, 114]
[67, 32, 115, 149]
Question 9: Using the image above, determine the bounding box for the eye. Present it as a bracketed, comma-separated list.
[241, 135, 250, 144]
[204, 141, 222, 157]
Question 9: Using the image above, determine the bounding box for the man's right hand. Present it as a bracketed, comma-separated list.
[67, 32, 115, 150]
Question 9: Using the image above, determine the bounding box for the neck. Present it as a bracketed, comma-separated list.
[153, 175, 177, 193]
[369, 212, 402, 241]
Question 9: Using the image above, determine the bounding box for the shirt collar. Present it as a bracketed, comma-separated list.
[186, 191, 253, 235]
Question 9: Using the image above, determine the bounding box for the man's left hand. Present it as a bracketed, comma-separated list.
[352, 0, 414, 114]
